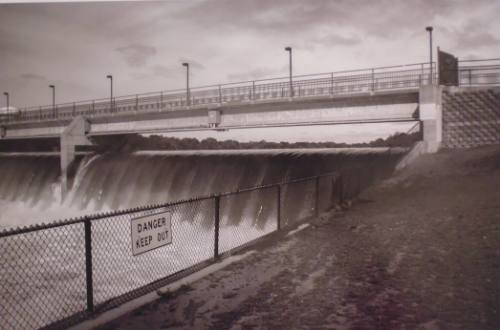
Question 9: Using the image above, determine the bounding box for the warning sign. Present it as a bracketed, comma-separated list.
[131, 211, 172, 256]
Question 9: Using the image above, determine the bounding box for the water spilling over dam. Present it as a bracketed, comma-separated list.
[0, 148, 406, 329]
[0, 148, 403, 228]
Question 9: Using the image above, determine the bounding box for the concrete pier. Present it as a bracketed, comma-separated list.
[60, 116, 92, 197]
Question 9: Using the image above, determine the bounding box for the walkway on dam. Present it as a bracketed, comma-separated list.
[97, 145, 500, 330]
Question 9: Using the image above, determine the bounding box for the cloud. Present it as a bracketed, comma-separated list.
[453, 19, 500, 49]
[227, 67, 283, 81]
[178, 0, 482, 40]
[456, 31, 499, 49]
[298, 33, 362, 50]
[152, 65, 176, 78]
[115, 44, 157, 67]
[20, 73, 46, 81]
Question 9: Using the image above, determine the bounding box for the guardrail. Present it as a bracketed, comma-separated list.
[456, 58, 500, 86]
[1, 62, 436, 124]
[4, 59, 498, 126]
[0, 169, 377, 330]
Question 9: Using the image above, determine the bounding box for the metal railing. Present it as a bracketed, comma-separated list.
[1, 62, 436, 125]
[0, 169, 375, 330]
[456, 58, 500, 86]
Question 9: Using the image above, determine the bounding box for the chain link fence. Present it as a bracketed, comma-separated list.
[0, 170, 362, 329]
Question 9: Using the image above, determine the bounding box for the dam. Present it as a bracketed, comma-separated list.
[0, 148, 405, 329]
[0, 42, 499, 329]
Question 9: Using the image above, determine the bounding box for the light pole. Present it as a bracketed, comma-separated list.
[106, 75, 113, 112]
[3, 92, 9, 115]
[49, 84, 55, 117]
[426, 26, 433, 84]
[284, 47, 293, 97]
[182, 62, 190, 106]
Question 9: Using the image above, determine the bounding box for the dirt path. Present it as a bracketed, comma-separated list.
[101, 145, 500, 330]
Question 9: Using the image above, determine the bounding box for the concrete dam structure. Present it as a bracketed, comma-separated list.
[0, 53, 499, 330]
[2, 56, 500, 199]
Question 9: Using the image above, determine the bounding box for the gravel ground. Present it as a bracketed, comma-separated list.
[100, 145, 500, 330]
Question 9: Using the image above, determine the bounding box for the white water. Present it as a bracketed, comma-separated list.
[0, 148, 405, 329]
[0, 148, 401, 230]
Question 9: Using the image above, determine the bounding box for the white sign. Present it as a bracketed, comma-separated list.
[131, 211, 172, 256]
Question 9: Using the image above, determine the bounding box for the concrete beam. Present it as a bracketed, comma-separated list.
[0, 91, 418, 140]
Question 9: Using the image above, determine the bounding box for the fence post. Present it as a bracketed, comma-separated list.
[214, 195, 220, 260]
[252, 81, 255, 101]
[135, 95, 139, 112]
[468, 69, 472, 85]
[277, 184, 281, 230]
[72, 102, 76, 117]
[218, 85, 222, 105]
[84, 217, 94, 313]
[315, 176, 320, 217]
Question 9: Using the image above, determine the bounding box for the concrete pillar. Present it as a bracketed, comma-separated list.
[61, 116, 92, 198]
[419, 85, 443, 153]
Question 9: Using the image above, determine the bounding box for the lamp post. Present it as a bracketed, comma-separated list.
[284, 47, 293, 97]
[426, 26, 433, 84]
[3, 92, 9, 115]
[106, 75, 113, 112]
[49, 84, 55, 117]
[182, 62, 190, 106]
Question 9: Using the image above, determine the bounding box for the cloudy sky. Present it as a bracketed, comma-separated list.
[1, 0, 499, 142]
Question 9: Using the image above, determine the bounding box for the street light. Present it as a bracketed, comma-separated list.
[284, 47, 293, 97]
[49, 84, 55, 117]
[426, 26, 433, 84]
[3, 92, 9, 115]
[106, 75, 113, 112]
[182, 62, 190, 106]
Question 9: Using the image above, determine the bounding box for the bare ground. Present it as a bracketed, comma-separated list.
[100, 145, 500, 330]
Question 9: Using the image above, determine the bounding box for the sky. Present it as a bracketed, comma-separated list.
[0, 0, 499, 142]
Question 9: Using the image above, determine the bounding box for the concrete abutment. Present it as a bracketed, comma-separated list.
[418, 85, 443, 153]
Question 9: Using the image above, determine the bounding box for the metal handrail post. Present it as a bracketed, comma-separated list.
[330, 72, 334, 96]
[371, 68, 375, 92]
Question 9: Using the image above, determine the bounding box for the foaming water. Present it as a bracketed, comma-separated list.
[0, 148, 405, 228]
[0, 148, 406, 329]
